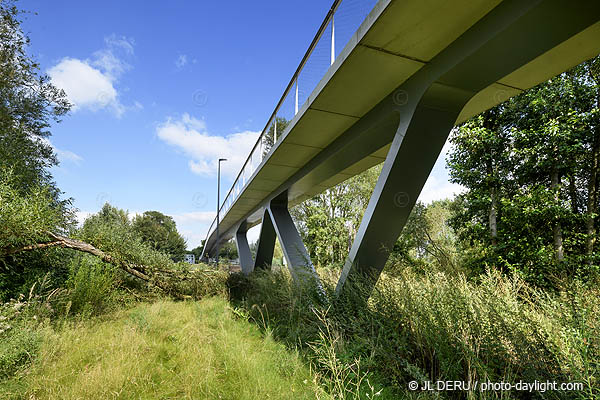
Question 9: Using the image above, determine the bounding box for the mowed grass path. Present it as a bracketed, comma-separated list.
[2, 298, 328, 399]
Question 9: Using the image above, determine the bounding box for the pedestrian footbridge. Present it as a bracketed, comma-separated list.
[202, 0, 600, 295]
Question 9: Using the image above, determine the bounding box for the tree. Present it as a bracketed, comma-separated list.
[218, 240, 238, 261]
[447, 56, 600, 286]
[132, 211, 187, 262]
[388, 200, 460, 275]
[448, 109, 514, 250]
[0, 1, 71, 195]
[0, 1, 73, 298]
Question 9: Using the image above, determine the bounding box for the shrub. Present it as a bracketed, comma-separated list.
[229, 267, 599, 399]
[65, 254, 117, 316]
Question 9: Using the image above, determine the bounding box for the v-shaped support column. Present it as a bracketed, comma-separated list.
[335, 0, 600, 296]
[235, 221, 254, 275]
[237, 191, 323, 293]
[254, 208, 277, 271]
[268, 192, 321, 287]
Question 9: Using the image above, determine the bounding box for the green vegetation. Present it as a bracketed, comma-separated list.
[132, 211, 187, 262]
[448, 58, 600, 287]
[1, 299, 327, 399]
[229, 267, 599, 399]
[1, 1, 599, 398]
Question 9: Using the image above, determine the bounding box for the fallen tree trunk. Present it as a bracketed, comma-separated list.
[3, 232, 164, 291]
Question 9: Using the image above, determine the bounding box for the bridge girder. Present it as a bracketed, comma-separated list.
[214, 0, 600, 300]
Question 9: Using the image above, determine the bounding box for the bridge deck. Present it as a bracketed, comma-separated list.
[203, 0, 600, 257]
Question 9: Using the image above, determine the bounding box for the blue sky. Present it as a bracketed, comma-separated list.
[20, 0, 461, 249]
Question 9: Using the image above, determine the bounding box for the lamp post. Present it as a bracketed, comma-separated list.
[216, 158, 227, 269]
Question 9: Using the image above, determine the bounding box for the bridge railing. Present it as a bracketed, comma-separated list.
[203, 0, 379, 253]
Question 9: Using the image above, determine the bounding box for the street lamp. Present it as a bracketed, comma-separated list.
[216, 158, 227, 269]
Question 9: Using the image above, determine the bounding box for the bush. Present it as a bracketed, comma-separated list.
[65, 254, 117, 316]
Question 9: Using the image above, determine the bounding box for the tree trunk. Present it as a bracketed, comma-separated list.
[586, 123, 600, 266]
[585, 70, 600, 266]
[482, 110, 499, 247]
[487, 156, 498, 247]
[551, 169, 565, 262]
[569, 174, 578, 214]
[489, 184, 498, 246]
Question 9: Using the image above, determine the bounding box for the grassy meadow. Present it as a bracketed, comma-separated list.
[1, 296, 327, 400]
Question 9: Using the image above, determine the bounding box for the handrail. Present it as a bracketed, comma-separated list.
[202, 0, 376, 257]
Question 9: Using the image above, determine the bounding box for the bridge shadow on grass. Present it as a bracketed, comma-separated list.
[226, 267, 599, 400]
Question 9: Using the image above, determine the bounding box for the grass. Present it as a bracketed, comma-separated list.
[2, 261, 598, 399]
[0, 298, 328, 399]
[228, 267, 600, 399]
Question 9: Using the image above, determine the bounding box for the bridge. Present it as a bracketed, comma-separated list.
[201, 0, 600, 295]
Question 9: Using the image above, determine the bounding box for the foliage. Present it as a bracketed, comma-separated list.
[0, 170, 74, 300]
[77, 204, 174, 272]
[0, 0, 70, 196]
[389, 200, 461, 276]
[189, 241, 205, 262]
[65, 254, 117, 316]
[0, 1, 74, 301]
[218, 240, 238, 260]
[448, 57, 600, 287]
[132, 211, 187, 262]
[0, 169, 71, 252]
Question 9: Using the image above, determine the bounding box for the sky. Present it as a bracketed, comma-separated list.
[19, 0, 462, 249]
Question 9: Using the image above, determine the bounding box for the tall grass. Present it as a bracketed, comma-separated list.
[228, 267, 599, 399]
[0, 298, 329, 399]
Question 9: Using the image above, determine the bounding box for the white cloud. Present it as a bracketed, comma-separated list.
[171, 211, 215, 225]
[175, 54, 188, 68]
[48, 58, 121, 114]
[47, 35, 135, 117]
[156, 113, 260, 178]
[55, 147, 83, 164]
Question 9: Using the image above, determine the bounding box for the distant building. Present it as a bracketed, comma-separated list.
[184, 254, 195, 264]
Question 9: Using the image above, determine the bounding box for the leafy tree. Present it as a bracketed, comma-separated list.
[79, 204, 173, 270]
[447, 56, 600, 286]
[218, 240, 238, 261]
[0, 0, 77, 297]
[388, 200, 460, 275]
[0, 1, 70, 195]
[132, 211, 187, 262]
[0, 169, 73, 299]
